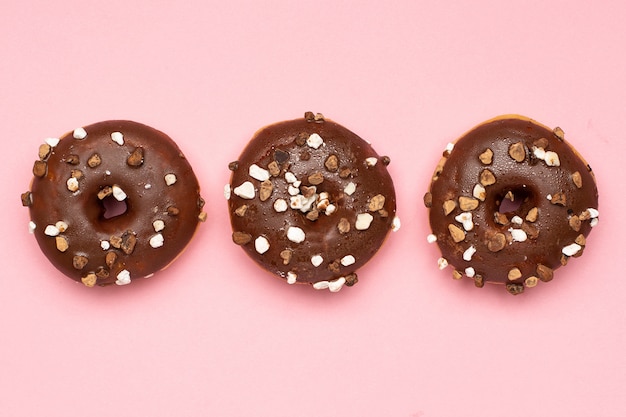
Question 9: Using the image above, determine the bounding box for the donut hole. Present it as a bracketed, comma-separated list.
[497, 187, 529, 214]
[101, 195, 128, 219]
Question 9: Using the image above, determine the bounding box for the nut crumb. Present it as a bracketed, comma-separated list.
[88, 153, 102, 168]
[235, 205, 248, 217]
[443, 199, 456, 215]
[536, 264, 553, 282]
[232, 231, 252, 245]
[458, 196, 479, 211]
[55, 236, 69, 252]
[507, 267, 522, 281]
[81, 273, 97, 287]
[325, 154, 339, 172]
[525, 207, 538, 222]
[508, 142, 526, 162]
[480, 169, 496, 186]
[487, 232, 506, 252]
[337, 217, 350, 234]
[479, 148, 493, 165]
[448, 224, 465, 243]
[571, 171, 583, 188]
[127, 147, 144, 167]
[368, 194, 386, 212]
[259, 180, 273, 201]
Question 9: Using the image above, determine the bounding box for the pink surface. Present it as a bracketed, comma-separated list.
[2, 1, 625, 416]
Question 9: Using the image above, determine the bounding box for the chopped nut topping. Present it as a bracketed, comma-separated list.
[355, 213, 374, 230]
[81, 273, 97, 287]
[228, 161, 239, 171]
[254, 236, 270, 254]
[65, 154, 80, 165]
[33, 160, 47, 177]
[71, 169, 84, 180]
[426, 234, 437, 243]
[494, 212, 509, 225]
[235, 205, 248, 217]
[56, 236, 69, 252]
[562, 242, 582, 257]
[553, 126, 565, 140]
[462, 246, 476, 261]
[506, 283, 524, 295]
[448, 224, 465, 243]
[198, 212, 208, 222]
[550, 192, 566, 206]
[473, 184, 486, 201]
[306, 209, 319, 221]
[307, 133, 324, 149]
[95, 267, 109, 279]
[381, 156, 391, 166]
[287, 226, 306, 243]
[38, 143, 52, 160]
[479, 148, 494, 165]
[508, 142, 526, 162]
[280, 249, 293, 265]
[311, 254, 324, 267]
[110, 131, 124, 145]
[259, 179, 273, 201]
[325, 154, 339, 172]
[106, 251, 117, 269]
[120, 231, 137, 255]
[112, 185, 127, 201]
[73, 127, 87, 139]
[72, 255, 88, 270]
[455, 212, 474, 231]
[569, 215, 581, 231]
[341, 255, 356, 266]
[232, 231, 252, 245]
[480, 169, 496, 186]
[534, 138, 549, 149]
[474, 275, 484, 288]
[525, 207, 538, 222]
[164, 173, 177, 186]
[339, 168, 352, 179]
[487, 232, 506, 252]
[443, 200, 456, 215]
[507, 267, 522, 281]
[66, 177, 79, 192]
[167, 206, 180, 216]
[233, 181, 255, 199]
[571, 171, 583, 188]
[97, 186, 112, 200]
[267, 161, 280, 176]
[21, 191, 33, 207]
[308, 172, 324, 185]
[338, 217, 350, 234]
[368, 194, 386, 212]
[437, 257, 448, 270]
[509, 228, 528, 242]
[88, 153, 102, 168]
[287, 271, 297, 284]
[344, 182, 357, 196]
[365, 157, 378, 167]
[452, 270, 463, 280]
[458, 196, 479, 211]
[525, 276, 539, 288]
[464, 267, 476, 278]
[314, 113, 325, 123]
[423, 192, 433, 208]
[249, 164, 270, 182]
[127, 147, 144, 166]
[544, 151, 560, 166]
[521, 223, 539, 240]
[536, 264, 553, 282]
[344, 273, 358, 286]
[115, 269, 131, 285]
[295, 132, 308, 146]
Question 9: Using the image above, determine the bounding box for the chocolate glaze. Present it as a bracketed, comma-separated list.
[228, 113, 398, 291]
[23, 121, 205, 286]
[424, 116, 599, 294]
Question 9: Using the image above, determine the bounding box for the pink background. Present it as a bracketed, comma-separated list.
[2, 1, 625, 416]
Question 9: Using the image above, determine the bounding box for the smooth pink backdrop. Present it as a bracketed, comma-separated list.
[2, 1, 624, 416]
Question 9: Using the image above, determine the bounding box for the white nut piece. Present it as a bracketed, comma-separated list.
[273, 199, 288, 212]
[45, 137, 60, 147]
[426, 234, 437, 243]
[392, 216, 401, 232]
[544, 151, 560, 166]
[462, 246, 477, 261]
[115, 269, 131, 285]
[44, 225, 60, 237]
[153, 220, 165, 232]
[340, 255, 356, 266]
[344, 182, 357, 196]
[328, 277, 346, 292]
[254, 236, 270, 254]
[287, 226, 306, 243]
[509, 228, 528, 242]
[473, 183, 486, 201]
[562, 243, 582, 257]
[112, 185, 127, 201]
[110, 131, 124, 145]
[248, 164, 270, 181]
[66, 177, 79, 192]
[306, 133, 324, 149]
[365, 157, 378, 167]
[149, 233, 164, 248]
[164, 173, 177, 186]
[233, 181, 255, 199]
[223, 184, 231, 200]
[311, 254, 324, 267]
[464, 267, 476, 278]
[73, 127, 87, 140]
[454, 212, 474, 231]
[437, 257, 448, 270]
[287, 271, 297, 285]
[355, 213, 374, 230]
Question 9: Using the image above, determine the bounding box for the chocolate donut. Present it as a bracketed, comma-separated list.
[226, 112, 399, 292]
[21, 120, 205, 287]
[424, 115, 599, 295]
